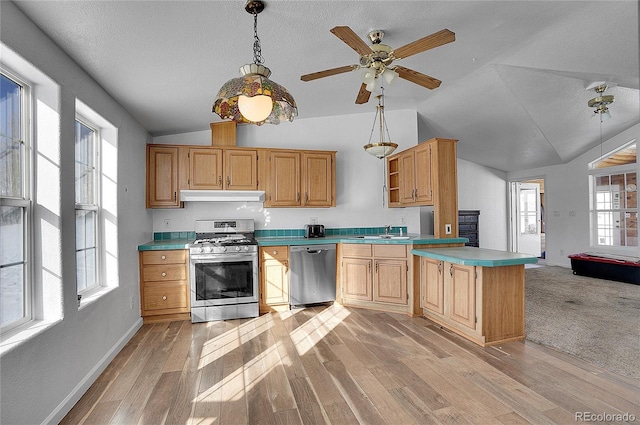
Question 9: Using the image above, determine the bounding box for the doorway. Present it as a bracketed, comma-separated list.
[509, 178, 545, 259]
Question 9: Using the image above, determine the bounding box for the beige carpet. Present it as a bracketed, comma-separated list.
[525, 265, 640, 379]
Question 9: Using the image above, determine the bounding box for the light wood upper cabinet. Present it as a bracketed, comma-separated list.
[189, 148, 258, 190]
[189, 148, 223, 189]
[267, 150, 301, 206]
[146, 142, 334, 209]
[265, 149, 336, 208]
[146, 145, 180, 208]
[302, 152, 335, 207]
[387, 138, 458, 238]
[225, 149, 258, 190]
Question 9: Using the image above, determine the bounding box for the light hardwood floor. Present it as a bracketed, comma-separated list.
[61, 305, 640, 424]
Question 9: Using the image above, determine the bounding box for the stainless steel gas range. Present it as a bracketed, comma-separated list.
[188, 219, 259, 323]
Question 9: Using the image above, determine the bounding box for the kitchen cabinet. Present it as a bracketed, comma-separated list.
[146, 145, 181, 208]
[189, 148, 258, 190]
[339, 244, 410, 314]
[418, 257, 525, 346]
[259, 246, 290, 312]
[264, 149, 335, 208]
[210, 121, 236, 146]
[420, 257, 444, 315]
[387, 138, 458, 238]
[139, 250, 190, 323]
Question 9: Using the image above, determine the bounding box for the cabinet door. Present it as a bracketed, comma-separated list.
[262, 259, 289, 306]
[374, 259, 407, 305]
[414, 143, 433, 204]
[225, 149, 258, 190]
[448, 263, 476, 329]
[302, 152, 334, 207]
[342, 258, 372, 301]
[267, 151, 301, 206]
[399, 151, 416, 204]
[147, 146, 179, 207]
[421, 257, 444, 314]
[189, 148, 223, 189]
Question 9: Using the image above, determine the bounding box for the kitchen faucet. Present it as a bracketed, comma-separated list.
[385, 225, 391, 235]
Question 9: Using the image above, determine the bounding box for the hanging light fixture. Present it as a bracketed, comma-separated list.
[588, 83, 614, 120]
[213, 0, 297, 125]
[588, 82, 615, 161]
[364, 88, 398, 158]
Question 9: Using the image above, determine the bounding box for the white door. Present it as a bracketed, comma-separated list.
[511, 182, 542, 257]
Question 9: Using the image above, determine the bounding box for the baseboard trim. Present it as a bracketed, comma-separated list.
[43, 318, 144, 425]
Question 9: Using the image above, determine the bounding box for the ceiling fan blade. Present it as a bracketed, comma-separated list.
[355, 83, 371, 104]
[300, 65, 358, 82]
[392, 29, 455, 60]
[394, 66, 441, 90]
[330, 26, 372, 56]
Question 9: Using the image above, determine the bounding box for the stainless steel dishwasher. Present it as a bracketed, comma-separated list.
[289, 244, 336, 307]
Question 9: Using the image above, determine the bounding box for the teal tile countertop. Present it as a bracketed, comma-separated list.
[256, 234, 467, 246]
[412, 247, 538, 267]
[138, 239, 193, 251]
[137, 235, 468, 250]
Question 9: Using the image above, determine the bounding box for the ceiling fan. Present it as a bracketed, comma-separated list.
[300, 26, 455, 104]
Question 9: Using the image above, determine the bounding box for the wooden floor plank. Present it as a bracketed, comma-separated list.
[62, 305, 640, 425]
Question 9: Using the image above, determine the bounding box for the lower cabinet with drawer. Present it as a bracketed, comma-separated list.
[259, 246, 290, 313]
[139, 250, 190, 323]
[339, 243, 411, 314]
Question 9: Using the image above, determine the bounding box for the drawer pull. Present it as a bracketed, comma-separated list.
[161, 272, 167, 277]
[161, 255, 166, 260]
[162, 296, 167, 301]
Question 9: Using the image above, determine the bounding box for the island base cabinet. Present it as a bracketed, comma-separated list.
[420, 260, 525, 346]
[259, 246, 290, 313]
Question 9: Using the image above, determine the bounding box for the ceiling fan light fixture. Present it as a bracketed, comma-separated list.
[212, 0, 297, 125]
[587, 84, 614, 118]
[382, 68, 399, 85]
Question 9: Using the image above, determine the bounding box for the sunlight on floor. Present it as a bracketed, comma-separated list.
[290, 304, 351, 356]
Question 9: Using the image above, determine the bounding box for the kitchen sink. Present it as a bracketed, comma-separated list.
[350, 235, 412, 240]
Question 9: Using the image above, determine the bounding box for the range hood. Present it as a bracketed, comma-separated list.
[180, 190, 265, 202]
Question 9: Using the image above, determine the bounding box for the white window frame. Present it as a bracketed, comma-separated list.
[75, 114, 102, 297]
[588, 140, 637, 252]
[1, 67, 33, 333]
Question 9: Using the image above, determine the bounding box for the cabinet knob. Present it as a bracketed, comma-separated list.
[272, 250, 277, 255]
[162, 296, 167, 301]
[218, 176, 223, 187]
[161, 255, 166, 260]
[161, 272, 167, 277]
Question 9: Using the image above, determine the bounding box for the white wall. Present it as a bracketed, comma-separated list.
[457, 159, 508, 250]
[152, 110, 424, 233]
[508, 124, 640, 267]
[1, 3, 151, 424]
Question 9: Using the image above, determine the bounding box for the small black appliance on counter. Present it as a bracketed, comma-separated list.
[304, 224, 325, 238]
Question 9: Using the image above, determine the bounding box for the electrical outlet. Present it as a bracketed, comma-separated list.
[310, 217, 318, 225]
[163, 219, 171, 228]
[445, 224, 452, 234]
[401, 216, 406, 225]
[129, 296, 134, 309]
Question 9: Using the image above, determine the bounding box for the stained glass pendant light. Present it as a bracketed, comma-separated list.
[213, 0, 297, 125]
[364, 88, 398, 158]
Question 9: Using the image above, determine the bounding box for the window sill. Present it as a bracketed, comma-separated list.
[1, 317, 61, 357]
[78, 286, 116, 310]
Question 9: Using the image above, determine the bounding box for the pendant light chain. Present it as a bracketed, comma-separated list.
[252, 12, 264, 65]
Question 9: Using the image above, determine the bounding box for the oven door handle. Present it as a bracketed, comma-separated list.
[190, 253, 256, 262]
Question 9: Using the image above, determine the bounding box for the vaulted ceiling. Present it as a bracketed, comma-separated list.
[10, 0, 639, 172]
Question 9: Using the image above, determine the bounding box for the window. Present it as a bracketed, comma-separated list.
[75, 117, 99, 294]
[589, 141, 637, 249]
[1, 71, 31, 332]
